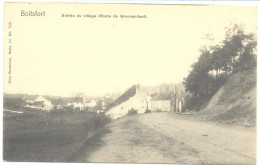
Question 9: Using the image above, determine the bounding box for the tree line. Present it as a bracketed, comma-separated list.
[183, 24, 257, 110]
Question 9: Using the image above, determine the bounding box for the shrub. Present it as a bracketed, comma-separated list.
[82, 113, 110, 131]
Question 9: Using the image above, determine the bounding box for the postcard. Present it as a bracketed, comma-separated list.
[3, 2, 257, 164]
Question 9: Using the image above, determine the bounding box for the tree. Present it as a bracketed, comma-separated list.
[183, 23, 256, 111]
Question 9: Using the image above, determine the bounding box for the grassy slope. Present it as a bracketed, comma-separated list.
[3, 110, 104, 162]
[198, 67, 256, 127]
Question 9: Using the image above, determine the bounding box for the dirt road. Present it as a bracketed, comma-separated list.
[72, 113, 256, 164]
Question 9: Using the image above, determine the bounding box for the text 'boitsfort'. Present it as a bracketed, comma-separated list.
[21, 10, 45, 16]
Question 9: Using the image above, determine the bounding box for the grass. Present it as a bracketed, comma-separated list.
[3, 108, 110, 162]
[198, 67, 257, 127]
[218, 67, 256, 104]
[68, 127, 112, 162]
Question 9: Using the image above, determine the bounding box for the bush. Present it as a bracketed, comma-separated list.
[183, 94, 211, 111]
[82, 113, 110, 131]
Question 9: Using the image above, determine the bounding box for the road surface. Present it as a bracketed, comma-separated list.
[72, 113, 256, 164]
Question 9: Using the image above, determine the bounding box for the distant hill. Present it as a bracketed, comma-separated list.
[198, 67, 257, 127]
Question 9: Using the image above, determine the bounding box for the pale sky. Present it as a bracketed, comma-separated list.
[3, 3, 257, 96]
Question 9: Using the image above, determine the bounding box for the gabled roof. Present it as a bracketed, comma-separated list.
[107, 85, 136, 110]
[34, 95, 50, 102]
[32, 101, 45, 105]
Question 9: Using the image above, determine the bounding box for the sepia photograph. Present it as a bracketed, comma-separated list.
[2, 2, 258, 164]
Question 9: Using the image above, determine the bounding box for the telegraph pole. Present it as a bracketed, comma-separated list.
[174, 85, 177, 112]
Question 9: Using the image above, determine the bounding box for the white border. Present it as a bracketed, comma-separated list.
[0, 1, 259, 165]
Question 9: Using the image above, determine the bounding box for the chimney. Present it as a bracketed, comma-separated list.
[136, 84, 140, 93]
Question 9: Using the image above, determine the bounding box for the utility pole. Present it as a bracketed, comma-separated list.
[174, 85, 177, 112]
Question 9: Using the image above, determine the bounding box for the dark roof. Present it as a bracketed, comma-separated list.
[33, 101, 45, 105]
[51, 98, 68, 105]
[107, 85, 136, 110]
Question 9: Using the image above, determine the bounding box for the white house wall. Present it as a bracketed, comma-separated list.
[150, 100, 171, 112]
[32, 96, 52, 111]
[106, 91, 147, 119]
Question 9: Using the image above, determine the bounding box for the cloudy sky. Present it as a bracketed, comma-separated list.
[3, 3, 257, 96]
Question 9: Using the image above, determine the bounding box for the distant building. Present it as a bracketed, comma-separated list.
[86, 100, 97, 107]
[24, 95, 53, 111]
[67, 97, 84, 110]
[101, 101, 106, 110]
[106, 84, 148, 119]
[149, 93, 185, 113]
[149, 94, 174, 112]
[23, 95, 38, 104]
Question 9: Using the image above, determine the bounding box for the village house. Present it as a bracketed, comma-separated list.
[106, 84, 148, 119]
[51, 97, 67, 110]
[23, 95, 38, 104]
[149, 93, 174, 112]
[86, 100, 97, 108]
[67, 97, 84, 110]
[148, 91, 185, 112]
[84, 100, 97, 112]
[24, 95, 53, 111]
[101, 101, 107, 110]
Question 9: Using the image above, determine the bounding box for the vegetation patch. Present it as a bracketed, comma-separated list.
[183, 24, 256, 111]
[4, 109, 110, 162]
